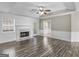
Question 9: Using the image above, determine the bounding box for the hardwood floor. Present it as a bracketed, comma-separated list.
[0, 36, 79, 57]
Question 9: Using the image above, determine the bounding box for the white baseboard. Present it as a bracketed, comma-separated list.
[33, 34, 40, 36]
[0, 39, 16, 44]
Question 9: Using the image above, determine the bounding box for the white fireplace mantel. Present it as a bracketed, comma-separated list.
[16, 25, 33, 41]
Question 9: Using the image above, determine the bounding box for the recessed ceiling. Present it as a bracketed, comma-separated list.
[0, 2, 78, 18]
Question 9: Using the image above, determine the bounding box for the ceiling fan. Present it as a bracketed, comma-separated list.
[32, 6, 51, 15]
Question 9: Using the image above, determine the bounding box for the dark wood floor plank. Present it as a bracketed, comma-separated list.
[0, 36, 79, 57]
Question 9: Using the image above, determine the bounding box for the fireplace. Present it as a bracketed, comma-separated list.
[16, 26, 33, 41]
[20, 31, 29, 37]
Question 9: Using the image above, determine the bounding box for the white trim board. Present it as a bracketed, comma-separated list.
[33, 34, 40, 36]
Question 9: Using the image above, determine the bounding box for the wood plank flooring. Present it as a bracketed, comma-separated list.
[0, 36, 79, 57]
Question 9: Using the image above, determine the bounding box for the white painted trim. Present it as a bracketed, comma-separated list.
[40, 11, 74, 19]
[0, 40, 16, 44]
[40, 11, 79, 19]
[33, 34, 40, 36]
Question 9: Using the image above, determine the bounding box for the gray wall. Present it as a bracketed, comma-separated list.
[51, 14, 71, 32]
[39, 14, 71, 41]
[40, 14, 71, 32]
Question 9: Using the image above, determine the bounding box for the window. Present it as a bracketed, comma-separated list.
[2, 16, 15, 32]
[42, 20, 51, 35]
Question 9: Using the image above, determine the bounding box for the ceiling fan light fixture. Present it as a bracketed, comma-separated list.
[33, 6, 51, 16]
[37, 11, 44, 15]
[45, 9, 51, 12]
[39, 7, 43, 11]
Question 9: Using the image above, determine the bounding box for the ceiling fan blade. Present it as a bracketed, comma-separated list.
[44, 12, 47, 15]
[45, 9, 51, 12]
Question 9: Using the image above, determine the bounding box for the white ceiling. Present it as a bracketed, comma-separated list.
[0, 2, 78, 18]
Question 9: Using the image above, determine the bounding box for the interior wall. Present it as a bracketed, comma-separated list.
[0, 14, 16, 43]
[71, 12, 79, 42]
[40, 14, 71, 42]
[0, 13, 35, 43]
[33, 18, 40, 35]
[51, 15, 71, 32]
[51, 15, 71, 41]
[15, 15, 35, 41]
